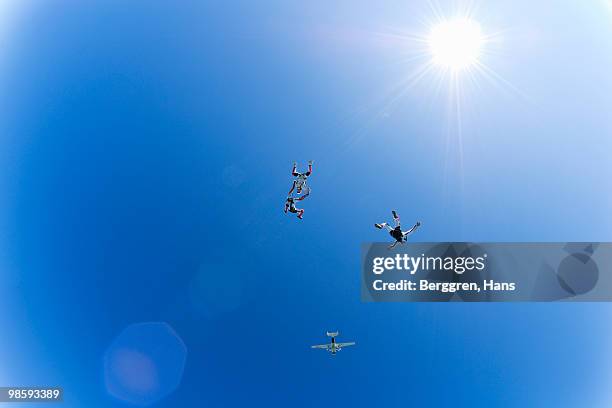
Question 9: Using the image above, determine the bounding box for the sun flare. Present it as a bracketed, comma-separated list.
[428, 18, 484, 71]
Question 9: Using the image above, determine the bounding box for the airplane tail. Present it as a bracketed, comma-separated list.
[326, 331, 339, 338]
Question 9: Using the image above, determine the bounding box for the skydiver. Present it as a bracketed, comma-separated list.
[375, 210, 421, 250]
[288, 160, 313, 196]
[284, 192, 309, 219]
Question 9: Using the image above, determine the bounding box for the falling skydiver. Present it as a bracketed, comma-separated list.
[375, 210, 421, 249]
[284, 194, 308, 219]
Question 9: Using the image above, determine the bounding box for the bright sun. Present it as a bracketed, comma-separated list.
[428, 18, 484, 71]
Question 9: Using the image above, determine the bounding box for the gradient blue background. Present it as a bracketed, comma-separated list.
[1, 1, 612, 407]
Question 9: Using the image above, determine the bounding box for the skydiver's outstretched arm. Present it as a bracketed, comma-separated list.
[292, 162, 299, 177]
[305, 160, 313, 176]
[402, 222, 421, 237]
[287, 181, 296, 196]
[297, 186, 310, 200]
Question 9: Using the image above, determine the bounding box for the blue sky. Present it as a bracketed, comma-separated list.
[1, 1, 612, 407]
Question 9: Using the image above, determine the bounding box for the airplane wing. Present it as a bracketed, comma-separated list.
[336, 342, 356, 348]
[311, 344, 330, 349]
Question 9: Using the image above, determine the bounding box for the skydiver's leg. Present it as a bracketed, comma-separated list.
[388, 241, 399, 250]
[287, 200, 300, 215]
[402, 222, 421, 237]
[392, 210, 401, 228]
[375, 222, 394, 231]
[297, 208, 304, 219]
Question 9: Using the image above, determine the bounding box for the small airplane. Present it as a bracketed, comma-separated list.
[311, 331, 356, 355]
